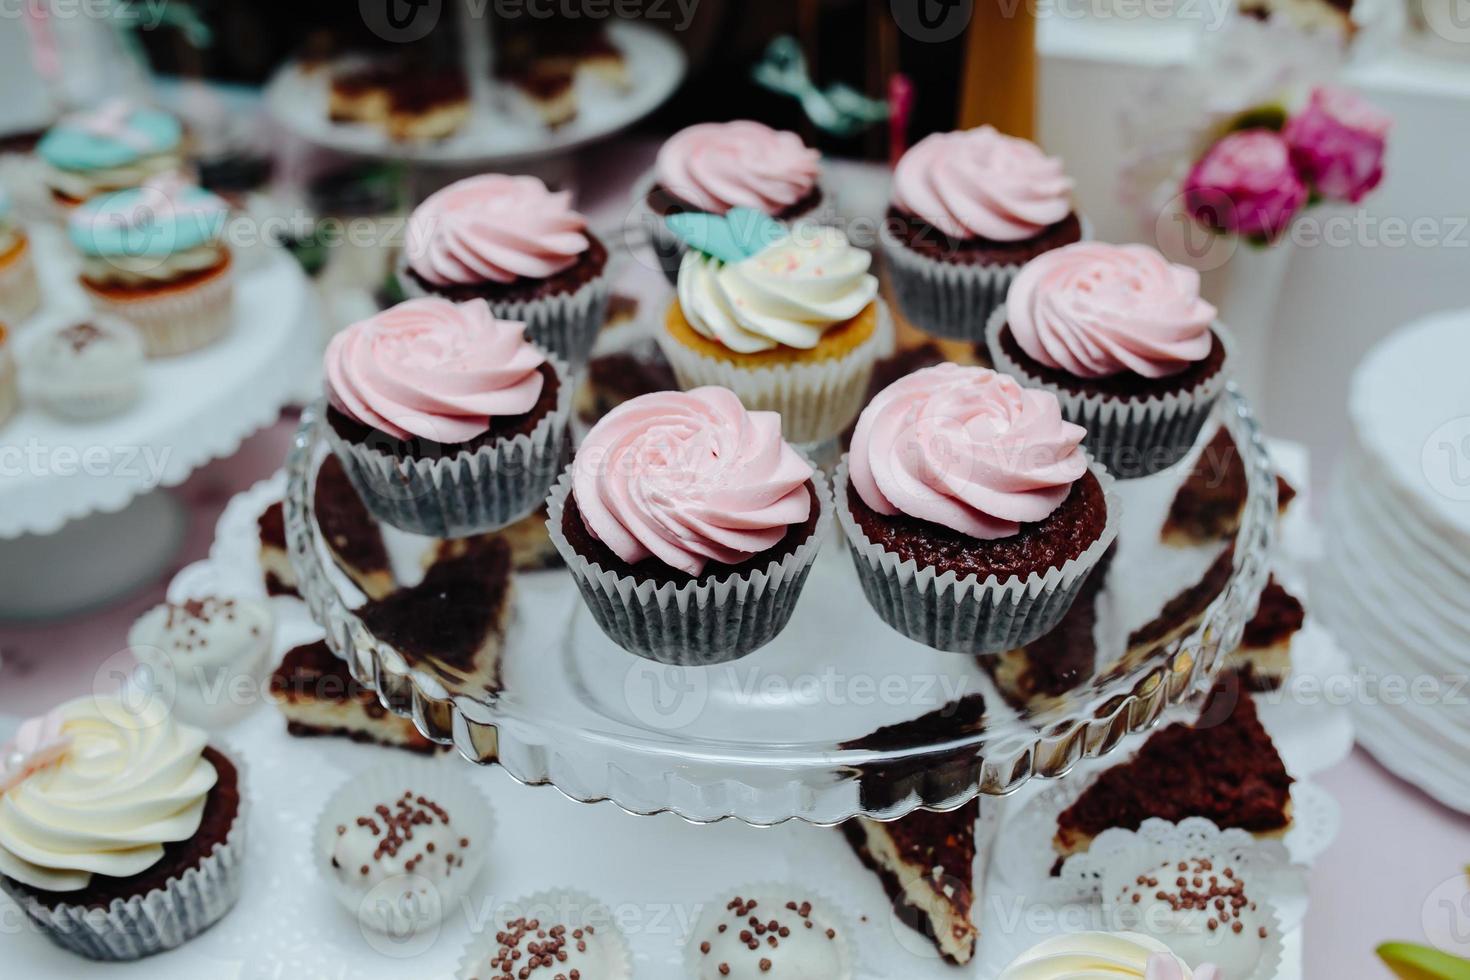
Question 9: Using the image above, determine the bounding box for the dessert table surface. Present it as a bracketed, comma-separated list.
[2, 421, 1467, 980]
[1, 146, 1467, 978]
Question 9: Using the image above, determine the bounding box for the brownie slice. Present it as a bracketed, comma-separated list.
[315, 454, 393, 600]
[1229, 576, 1305, 692]
[840, 800, 980, 965]
[268, 641, 440, 754]
[841, 694, 988, 810]
[1162, 428, 1299, 546]
[1053, 681, 1294, 859]
[257, 501, 299, 598]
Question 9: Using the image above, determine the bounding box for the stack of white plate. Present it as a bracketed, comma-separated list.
[1314, 308, 1470, 813]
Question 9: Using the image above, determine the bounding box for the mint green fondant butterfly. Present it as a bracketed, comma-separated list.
[665, 207, 787, 264]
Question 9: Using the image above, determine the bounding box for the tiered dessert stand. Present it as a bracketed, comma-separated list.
[0, 225, 311, 618]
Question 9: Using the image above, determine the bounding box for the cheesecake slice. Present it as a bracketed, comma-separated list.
[1229, 575, 1304, 692]
[1053, 681, 1294, 861]
[1162, 428, 1297, 547]
[842, 694, 988, 811]
[841, 800, 980, 965]
[315, 454, 394, 600]
[257, 501, 299, 599]
[268, 640, 439, 754]
[358, 537, 512, 696]
[424, 505, 562, 574]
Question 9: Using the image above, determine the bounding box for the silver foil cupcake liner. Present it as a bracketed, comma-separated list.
[879, 216, 1092, 344]
[629, 169, 838, 285]
[986, 307, 1233, 479]
[544, 462, 833, 665]
[656, 300, 892, 446]
[0, 235, 41, 325]
[323, 354, 573, 538]
[81, 255, 236, 358]
[833, 456, 1119, 655]
[397, 253, 611, 373]
[0, 744, 248, 961]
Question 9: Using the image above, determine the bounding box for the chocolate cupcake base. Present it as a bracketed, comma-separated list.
[545, 464, 833, 665]
[986, 308, 1232, 479]
[0, 745, 248, 961]
[834, 458, 1118, 655]
[323, 355, 573, 538]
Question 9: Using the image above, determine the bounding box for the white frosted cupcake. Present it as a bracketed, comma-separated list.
[0, 696, 246, 961]
[128, 595, 275, 729]
[399, 174, 610, 371]
[68, 174, 234, 357]
[547, 387, 831, 664]
[658, 210, 888, 445]
[28, 317, 145, 420]
[0, 186, 40, 324]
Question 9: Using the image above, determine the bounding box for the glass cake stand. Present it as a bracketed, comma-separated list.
[283, 386, 1276, 826]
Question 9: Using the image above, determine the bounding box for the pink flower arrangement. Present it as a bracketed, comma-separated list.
[1283, 86, 1392, 203]
[1182, 85, 1390, 243]
[1184, 130, 1308, 243]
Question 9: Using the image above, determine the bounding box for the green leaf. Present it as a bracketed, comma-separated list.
[665, 207, 785, 264]
[1378, 943, 1470, 980]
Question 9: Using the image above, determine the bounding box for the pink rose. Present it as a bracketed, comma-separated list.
[1284, 85, 1391, 204]
[1184, 129, 1308, 242]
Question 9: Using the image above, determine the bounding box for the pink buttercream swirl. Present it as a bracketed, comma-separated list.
[1006, 242, 1217, 380]
[655, 121, 821, 216]
[325, 297, 546, 444]
[849, 364, 1088, 540]
[573, 387, 815, 576]
[0, 707, 72, 795]
[405, 174, 590, 287]
[892, 126, 1074, 242]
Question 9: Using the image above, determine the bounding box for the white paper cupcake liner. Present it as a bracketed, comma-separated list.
[987, 307, 1233, 479]
[80, 256, 236, 358]
[315, 759, 494, 938]
[324, 354, 573, 538]
[30, 314, 144, 421]
[834, 455, 1120, 655]
[545, 461, 833, 665]
[0, 743, 249, 961]
[656, 300, 892, 446]
[631, 168, 839, 285]
[683, 882, 854, 980]
[397, 252, 612, 373]
[456, 888, 632, 980]
[880, 216, 1092, 344]
[0, 236, 41, 325]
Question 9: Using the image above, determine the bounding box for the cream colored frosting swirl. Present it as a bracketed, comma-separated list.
[0, 695, 218, 892]
[848, 363, 1088, 539]
[1005, 243, 1217, 380]
[998, 932, 1199, 980]
[676, 226, 878, 353]
[892, 126, 1073, 241]
[81, 242, 225, 286]
[45, 152, 182, 204]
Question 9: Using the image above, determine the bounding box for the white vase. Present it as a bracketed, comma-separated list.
[1197, 237, 1296, 417]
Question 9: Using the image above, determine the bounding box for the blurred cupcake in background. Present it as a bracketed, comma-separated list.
[0, 186, 40, 325]
[69, 173, 234, 357]
[640, 120, 827, 280]
[0, 324, 17, 428]
[28, 317, 145, 420]
[987, 242, 1229, 479]
[883, 125, 1082, 341]
[37, 100, 183, 211]
[400, 174, 610, 370]
[658, 208, 887, 446]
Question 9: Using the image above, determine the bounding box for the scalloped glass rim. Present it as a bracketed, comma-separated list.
[284, 385, 1276, 826]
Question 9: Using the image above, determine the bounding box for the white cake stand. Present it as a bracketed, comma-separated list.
[264, 21, 686, 167]
[0, 226, 312, 619]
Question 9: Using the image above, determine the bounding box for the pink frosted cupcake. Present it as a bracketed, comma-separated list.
[323, 296, 572, 537]
[399, 174, 609, 371]
[641, 120, 827, 281]
[882, 126, 1082, 341]
[546, 387, 832, 664]
[987, 242, 1230, 479]
[836, 363, 1117, 654]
